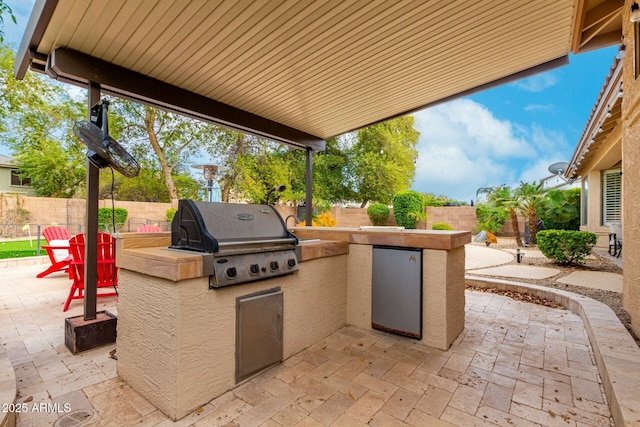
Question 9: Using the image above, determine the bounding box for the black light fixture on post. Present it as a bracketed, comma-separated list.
[631, 1, 640, 22]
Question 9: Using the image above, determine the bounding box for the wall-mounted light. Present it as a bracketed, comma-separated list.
[618, 88, 624, 98]
[598, 127, 603, 133]
[631, 1, 640, 22]
[617, 44, 626, 59]
[606, 109, 612, 118]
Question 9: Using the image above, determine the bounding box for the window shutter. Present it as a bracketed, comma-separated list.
[603, 169, 621, 225]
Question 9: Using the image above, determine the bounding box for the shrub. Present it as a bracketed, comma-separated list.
[166, 207, 177, 223]
[537, 230, 597, 265]
[312, 211, 336, 227]
[98, 207, 128, 232]
[367, 203, 390, 226]
[432, 222, 454, 230]
[474, 204, 508, 234]
[392, 190, 426, 229]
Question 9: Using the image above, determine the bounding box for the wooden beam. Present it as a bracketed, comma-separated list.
[14, 0, 57, 79]
[579, 12, 622, 50]
[583, 1, 623, 31]
[579, 30, 623, 52]
[46, 48, 325, 151]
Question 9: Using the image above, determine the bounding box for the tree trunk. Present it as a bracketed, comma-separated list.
[360, 200, 368, 208]
[510, 209, 523, 247]
[144, 107, 178, 201]
[220, 134, 246, 202]
[528, 207, 539, 245]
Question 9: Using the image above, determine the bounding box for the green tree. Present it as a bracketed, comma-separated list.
[205, 129, 263, 203]
[0, 44, 86, 197]
[474, 203, 509, 234]
[393, 190, 426, 229]
[312, 137, 353, 203]
[538, 188, 580, 230]
[0, 2, 16, 44]
[233, 141, 299, 204]
[111, 100, 216, 202]
[350, 116, 419, 207]
[487, 186, 523, 247]
[99, 168, 201, 202]
[516, 181, 547, 245]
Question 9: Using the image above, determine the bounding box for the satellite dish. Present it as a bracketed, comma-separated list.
[73, 100, 140, 178]
[547, 161, 569, 176]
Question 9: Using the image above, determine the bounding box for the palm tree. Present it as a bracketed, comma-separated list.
[487, 186, 523, 247]
[516, 181, 547, 245]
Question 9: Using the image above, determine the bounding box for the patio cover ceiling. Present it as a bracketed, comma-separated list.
[15, 0, 623, 151]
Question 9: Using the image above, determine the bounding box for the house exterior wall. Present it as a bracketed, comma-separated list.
[0, 167, 35, 196]
[622, 2, 640, 336]
[575, 109, 623, 249]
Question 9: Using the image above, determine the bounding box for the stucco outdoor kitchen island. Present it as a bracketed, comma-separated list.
[114, 227, 470, 420]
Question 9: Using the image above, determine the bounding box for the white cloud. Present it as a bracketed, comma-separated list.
[416, 99, 535, 159]
[529, 125, 570, 155]
[524, 104, 554, 112]
[412, 99, 534, 201]
[410, 99, 574, 201]
[513, 73, 558, 92]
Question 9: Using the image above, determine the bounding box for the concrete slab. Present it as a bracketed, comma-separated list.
[557, 271, 623, 293]
[467, 264, 561, 280]
[465, 244, 512, 270]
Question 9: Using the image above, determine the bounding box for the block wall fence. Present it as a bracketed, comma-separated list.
[0, 194, 521, 236]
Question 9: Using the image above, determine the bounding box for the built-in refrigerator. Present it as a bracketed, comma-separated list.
[371, 245, 423, 339]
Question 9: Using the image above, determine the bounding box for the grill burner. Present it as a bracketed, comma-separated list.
[170, 200, 299, 288]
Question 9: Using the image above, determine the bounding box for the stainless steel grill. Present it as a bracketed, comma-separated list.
[170, 200, 299, 288]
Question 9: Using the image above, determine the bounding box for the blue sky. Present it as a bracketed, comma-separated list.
[3, 1, 618, 202]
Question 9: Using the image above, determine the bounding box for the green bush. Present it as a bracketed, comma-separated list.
[537, 230, 597, 265]
[474, 204, 508, 234]
[98, 207, 128, 232]
[539, 188, 581, 230]
[392, 190, 426, 229]
[432, 222, 454, 230]
[367, 203, 390, 226]
[166, 207, 177, 223]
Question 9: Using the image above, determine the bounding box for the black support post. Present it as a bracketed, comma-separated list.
[84, 82, 100, 320]
[305, 148, 313, 226]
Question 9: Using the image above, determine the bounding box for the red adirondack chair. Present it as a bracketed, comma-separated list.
[37, 226, 72, 278]
[63, 232, 118, 312]
[136, 224, 163, 232]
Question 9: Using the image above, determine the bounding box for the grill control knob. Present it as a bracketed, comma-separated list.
[287, 258, 296, 268]
[270, 261, 279, 271]
[225, 267, 237, 279]
[249, 264, 259, 275]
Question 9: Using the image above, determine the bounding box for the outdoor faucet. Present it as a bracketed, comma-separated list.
[285, 215, 299, 228]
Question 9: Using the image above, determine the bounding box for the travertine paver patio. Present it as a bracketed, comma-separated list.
[0, 264, 614, 426]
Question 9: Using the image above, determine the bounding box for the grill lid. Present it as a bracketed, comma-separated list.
[170, 200, 297, 253]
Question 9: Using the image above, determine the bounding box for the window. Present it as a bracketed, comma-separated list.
[10, 170, 31, 187]
[602, 169, 621, 225]
[581, 177, 588, 226]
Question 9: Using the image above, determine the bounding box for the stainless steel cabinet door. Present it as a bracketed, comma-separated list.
[372, 246, 422, 339]
[236, 288, 283, 382]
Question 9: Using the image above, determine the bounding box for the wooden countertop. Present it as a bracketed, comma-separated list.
[114, 232, 348, 281]
[113, 227, 469, 281]
[290, 227, 471, 250]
